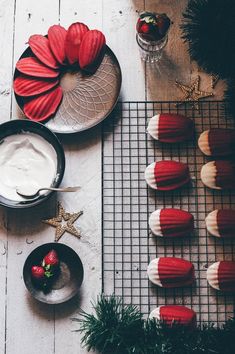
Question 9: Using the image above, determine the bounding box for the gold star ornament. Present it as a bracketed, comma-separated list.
[43, 202, 83, 242]
[175, 75, 213, 110]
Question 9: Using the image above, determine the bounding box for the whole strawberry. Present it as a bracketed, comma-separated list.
[31, 265, 45, 280]
[136, 12, 171, 41]
[42, 249, 59, 269]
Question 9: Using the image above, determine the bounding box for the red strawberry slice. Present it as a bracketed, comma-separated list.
[65, 22, 89, 65]
[147, 257, 195, 288]
[16, 57, 59, 78]
[145, 160, 190, 191]
[198, 129, 235, 156]
[48, 25, 67, 65]
[207, 261, 235, 292]
[14, 75, 59, 97]
[147, 113, 194, 143]
[29, 35, 59, 69]
[79, 29, 106, 71]
[24, 86, 63, 122]
[31, 266, 45, 280]
[206, 209, 235, 238]
[42, 249, 59, 267]
[149, 208, 194, 237]
[150, 305, 196, 327]
[201, 160, 235, 189]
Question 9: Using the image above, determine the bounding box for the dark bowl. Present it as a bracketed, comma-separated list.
[14, 43, 122, 134]
[23, 242, 84, 304]
[0, 119, 65, 208]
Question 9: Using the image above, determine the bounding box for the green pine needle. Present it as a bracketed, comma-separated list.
[181, 0, 235, 78]
[74, 295, 235, 354]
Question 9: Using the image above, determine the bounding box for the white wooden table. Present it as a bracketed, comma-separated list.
[0, 1, 224, 353]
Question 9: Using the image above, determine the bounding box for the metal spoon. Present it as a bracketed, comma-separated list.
[16, 186, 80, 199]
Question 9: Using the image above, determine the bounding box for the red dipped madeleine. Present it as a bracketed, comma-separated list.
[207, 261, 235, 292]
[147, 113, 194, 143]
[14, 75, 59, 97]
[147, 257, 195, 288]
[206, 209, 235, 238]
[48, 24, 67, 65]
[28, 35, 59, 69]
[79, 29, 106, 71]
[198, 129, 235, 156]
[149, 208, 194, 237]
[145, 160, 190, 191]
[201, 161, 235, 189]
[65, 22, 89, 65]
[16, 57, 59, 79]
[150, 305, 196, 327]
[24, 86, 63, 122]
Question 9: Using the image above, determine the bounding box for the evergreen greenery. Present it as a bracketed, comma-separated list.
[181, 0, 235, 78]
[74, 294, 235, 354]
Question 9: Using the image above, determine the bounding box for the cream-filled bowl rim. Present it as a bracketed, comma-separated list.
[0, 119, 65, 208]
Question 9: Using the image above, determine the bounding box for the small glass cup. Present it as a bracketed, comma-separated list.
[136, 32, 168, 63]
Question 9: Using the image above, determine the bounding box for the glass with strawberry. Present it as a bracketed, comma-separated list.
[136, 12, 171, 62]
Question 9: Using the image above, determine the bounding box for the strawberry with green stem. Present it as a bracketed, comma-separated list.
[136, 11, 171, 41]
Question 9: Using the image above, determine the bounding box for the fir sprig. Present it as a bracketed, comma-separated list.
[181, 0, 235, 78]
[75, 294, 235, 354]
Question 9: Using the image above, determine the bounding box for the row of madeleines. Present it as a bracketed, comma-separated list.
[144, 113, 235, 326]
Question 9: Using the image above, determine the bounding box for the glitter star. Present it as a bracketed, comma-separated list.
[211, 74, 219, 89]
[43, 202, 83, 242]
[175, 75, 213, 110]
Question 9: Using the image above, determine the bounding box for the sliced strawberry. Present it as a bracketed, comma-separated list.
[16, 57, 59, 78]
[78, 29, 106, 71]
[28, 34, 59, 69]
[48, 25, 67, 65]
[42, 249, 59, 267]
[65, 22, 89, 65]
[31, 266, 45, 280]
[14, 75, 59, 97]
[24, 86, 63, 122]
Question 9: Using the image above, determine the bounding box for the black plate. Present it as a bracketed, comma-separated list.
[23, 243, 84, 304]
[14, 44, 122, 134]
[0, 120, 65, 208]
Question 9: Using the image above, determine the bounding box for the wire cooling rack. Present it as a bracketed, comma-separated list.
[102, 101, 235, 325]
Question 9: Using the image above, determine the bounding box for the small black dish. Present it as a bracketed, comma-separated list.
[23, 242, 84, 304]
[0, 119, 65, 208]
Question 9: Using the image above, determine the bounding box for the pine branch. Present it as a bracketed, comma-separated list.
[181, 0, 235, 78]
[75, 294, 235, 354]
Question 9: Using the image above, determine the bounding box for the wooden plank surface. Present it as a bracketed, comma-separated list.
[0, 0, 227, 353]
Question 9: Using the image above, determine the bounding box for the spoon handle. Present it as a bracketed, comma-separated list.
[38, 186, 81, 193]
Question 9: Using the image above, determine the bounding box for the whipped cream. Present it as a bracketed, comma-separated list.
[0, 132, 57, 201]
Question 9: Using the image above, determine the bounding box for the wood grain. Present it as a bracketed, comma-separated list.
[0, 1, 227, 353]
[0, 1, 17, 352]
[7, 1, 59, 354]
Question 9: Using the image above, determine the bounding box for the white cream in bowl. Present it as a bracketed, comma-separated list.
[0, 132, 57, 201]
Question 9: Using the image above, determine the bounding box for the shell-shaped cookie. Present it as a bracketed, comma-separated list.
[207, 261, 235, 292]
[198, 129, 235, 156]
[149, 208, 194, 237]
[147, 257, 195, 288]
[145, 160, 190, 191]
[206, 209, 235, 238]
[147, 113, 194, 143]
[150, 305, 196, 327]
[201, 161, 235, 189]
